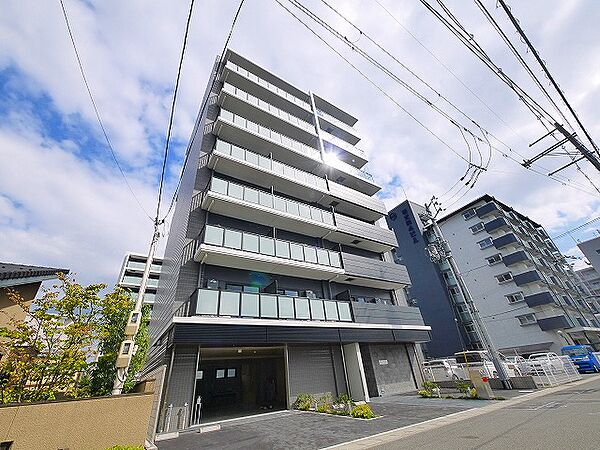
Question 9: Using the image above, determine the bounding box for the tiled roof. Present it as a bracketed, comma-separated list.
[0, 262, 69, 284]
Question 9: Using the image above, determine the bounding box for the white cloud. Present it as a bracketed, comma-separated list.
[0, 0, 599, 286]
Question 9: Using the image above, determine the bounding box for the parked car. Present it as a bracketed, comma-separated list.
[453, 351, 522, 378]
[422, 358, 464, 381]
[561, 345, 600, 373]
[527, 352, 564, 373]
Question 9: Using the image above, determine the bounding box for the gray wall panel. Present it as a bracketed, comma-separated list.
[342, 253, 411, 284]
[335, 214, 398, 247]
[351, 302, 425, 326]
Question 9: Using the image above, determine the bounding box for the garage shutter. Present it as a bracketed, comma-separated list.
[288, 345, 339, 398]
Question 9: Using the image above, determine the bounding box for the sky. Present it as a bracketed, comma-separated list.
[1, 0, 599, 287]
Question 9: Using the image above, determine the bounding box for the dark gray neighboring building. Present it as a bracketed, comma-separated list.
[386, 201, 466, 358]
[145, 50, 430, 432]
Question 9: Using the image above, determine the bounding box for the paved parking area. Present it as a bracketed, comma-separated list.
[156, 393, 508, 450]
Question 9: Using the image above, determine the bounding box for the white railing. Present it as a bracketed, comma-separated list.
[519, 356, 582, 387]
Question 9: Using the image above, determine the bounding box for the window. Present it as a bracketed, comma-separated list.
[517, 313, 536, 326]
[506, 292, 524, 304]
[464, 323, 476, 333]
[478, 237, 493, 249]
[463, 208, 476, 220]
[216, 369, 225, 379]
[470, 222, 485, 234]
[227, 368, 237, 378]
[495, 272, 513, 284]
[576, 317, 587, 326]
[486, 253, 502, 265]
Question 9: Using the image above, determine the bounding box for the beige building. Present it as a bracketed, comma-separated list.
[0, 262, 69, 351]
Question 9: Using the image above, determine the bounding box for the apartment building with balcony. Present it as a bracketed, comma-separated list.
[574, 266, 600, 317]
[145, 50, 429, 430]
[388, 196, 600, 358]
[117, 253, 163, 313]
[437, 195, 600, 354]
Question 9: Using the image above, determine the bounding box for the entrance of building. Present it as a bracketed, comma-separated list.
[193, 346, 286, 423]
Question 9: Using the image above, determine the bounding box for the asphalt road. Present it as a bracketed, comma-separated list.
[362, 375, 600, 450]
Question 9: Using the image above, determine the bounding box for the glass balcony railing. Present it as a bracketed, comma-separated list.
[224, 61, 312, 111]
[122, 276, 159, 288]
[126, 261, 162, 272]
[214, 140, 328, 191]
[210, 177, 335, 226]
[219, 109, 321, 161]
[202, 224, 342, 269]
[222, 83, 315, 134]
[320, 129, 365, 156]
[323, 152, 374, 182]
[193, 288, 352, 322]
[316, 109, 358, 136]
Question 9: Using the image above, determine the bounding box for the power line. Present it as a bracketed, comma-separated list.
[497, 0, 600, 158]
[155, 0, 196, 221]
[552, 216, 600, 240]
[161, 0, 246, 221]
[59, 0, 152, 221]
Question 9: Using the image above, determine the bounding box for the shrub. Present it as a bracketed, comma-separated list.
[418, 389, 434, 398]
[455, 380, 471, 395]
[292, 393, 315, 411]
[337, 393, 354, 405]
[418, 380, 439, 398]
[422, 380, 438, 391]
[350, 404, 374, 419]
[316, 404, 330, 413]
[317, 392, 333, 408]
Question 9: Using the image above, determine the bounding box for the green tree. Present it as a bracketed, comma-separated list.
[86, 288, 151, 396]
[0, 274, 105, 403]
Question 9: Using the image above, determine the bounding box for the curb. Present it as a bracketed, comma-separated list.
[320, 375, 600, 449]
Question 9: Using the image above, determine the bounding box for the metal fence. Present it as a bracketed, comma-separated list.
[518, 356, 582, 388]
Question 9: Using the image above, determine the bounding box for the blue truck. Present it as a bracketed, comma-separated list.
[561, 345, 600, 373]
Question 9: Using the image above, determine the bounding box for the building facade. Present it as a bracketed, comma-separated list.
[1, 262, 69, 361]
[117, 252, 163, 313]
[388, 196, 600, 358]
[574, 266, 600, 317]
[386, 201, 467, 358]
[145, 50, 429, 430]
[438, 195, 600, 354]
[578, 236, 600, 273]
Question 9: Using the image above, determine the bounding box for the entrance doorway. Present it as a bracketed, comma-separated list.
[193, 346, 286, 423]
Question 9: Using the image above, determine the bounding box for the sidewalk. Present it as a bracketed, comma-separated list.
[157, 384, 535, 450]
[324, 374, 600, 449]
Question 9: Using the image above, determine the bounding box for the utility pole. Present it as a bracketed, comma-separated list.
[497, 0, 600, 158]
[420, 197, 512, 389]
[112, 219, 163, 395]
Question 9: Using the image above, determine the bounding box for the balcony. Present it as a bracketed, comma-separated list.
[219, 83, 317, 145]
[476, 202, 502, 219]
[513, 270, 543, 286]
[209, 140, 386, 222]
[350, 301, 425, 326]
[335, 253, 411, 290]
[214, 109, 322, 172]
[331, 213, 398, 253]
[188, 288, 353, 323]
[125, 261, 162, 273]
[524, 291, 554, 308]
[502, 250, 531, 267]
[322, 152, 380, 196]
[484, 217, 510, 233]
[194, 225, 344, 280]
[316, 109, 361, 145]
[493, 233, 519, 249]
[204, 177, 336, 238]
[537, 315, 572, 331]
[220, 60, 312, 120]
[320, 129, 367, 168]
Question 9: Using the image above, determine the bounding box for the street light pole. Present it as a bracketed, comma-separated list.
[112, 219, 162, 395]
[421, 197, 512, 389]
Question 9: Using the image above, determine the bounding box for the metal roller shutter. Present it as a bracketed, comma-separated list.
[288, 345, 340, 399]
